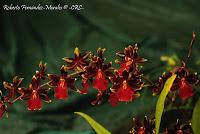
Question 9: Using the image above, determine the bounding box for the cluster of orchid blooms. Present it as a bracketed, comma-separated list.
[0, 34, 199, 133]
[129, 117, 192, 134]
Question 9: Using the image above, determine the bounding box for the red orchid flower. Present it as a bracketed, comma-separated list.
[3, 76, 24, 101]
[62, 47, 91, 71]
[83, 48, 113, 92]
[165, 120, 192, 134]
[172, 62, 199, 100]
[116, 44, 147, 75]
[151, 62, 199, 100]
[151, 33, 199, 100]
[109, 70, 143, 105]
[79, 48, 114, 105]
[35, 61, 47, 80]
[129, 116, 155, 134]
[21, 76, 51, 111]
[48, 66, 76, 100]
[93, 68, 109, 91]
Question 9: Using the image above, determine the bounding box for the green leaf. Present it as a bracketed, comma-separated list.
[192, 98, 200, 134]
[38, 130, 93, 134]
[74, 112, 112, 134]
[74, 89, 157, 132]
[155, 74, 177, 134]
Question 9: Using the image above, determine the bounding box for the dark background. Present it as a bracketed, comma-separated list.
[0, 0, 200, 134]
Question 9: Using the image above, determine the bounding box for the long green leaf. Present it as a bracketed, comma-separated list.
[74, 112, 112, 134]
[192, 98, 200, 134]
[38, 130, 92, 134]
[155, 74, 177, 134]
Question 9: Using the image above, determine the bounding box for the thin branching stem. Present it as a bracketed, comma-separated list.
[185, 32, 196, 63]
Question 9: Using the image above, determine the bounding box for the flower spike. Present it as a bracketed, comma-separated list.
[0, 36, 198, 124]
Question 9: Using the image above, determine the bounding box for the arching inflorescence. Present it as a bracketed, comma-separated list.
[0, 37, 199, 119]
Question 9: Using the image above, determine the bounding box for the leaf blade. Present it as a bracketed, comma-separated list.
[192, 98, 200, 134]
[155, 74, 177, 134]
[74, 112, 112, 134]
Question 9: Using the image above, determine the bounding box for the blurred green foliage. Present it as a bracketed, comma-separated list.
[0, 0, 200, 134]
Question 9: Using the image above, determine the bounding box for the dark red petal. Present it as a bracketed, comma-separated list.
[118, 62, 131, 76]
[54, 78, 68, 100]
[31, 76, 39, 89]
[62, 57, 74, 63]
[27, 91, 42, 111]
[179, 79, 193, 100]
[176, 130, 184, 134]
[93, 69, 108, 91]
[80, 89, 87, 94]
[93, 78, 108, 91]
[80, 80, 89, 94]
[108, 93, 118, 107]
[117, 81, 135, 102]
[0, 102, 5, 119]
[13, 76, 24, 87]
[138, 127, 145, 134]
[91, 92, 104, 105]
